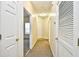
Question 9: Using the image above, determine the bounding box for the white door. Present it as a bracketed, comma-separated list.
[0, 1, 17, 57]
[58, 1, 73, 57]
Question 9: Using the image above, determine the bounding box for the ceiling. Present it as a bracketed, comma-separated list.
[31, 1, 53, 13]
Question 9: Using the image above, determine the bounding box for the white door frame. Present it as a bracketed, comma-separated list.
[29, 15, 32, 49]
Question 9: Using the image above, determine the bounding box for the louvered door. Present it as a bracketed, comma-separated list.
[58, 1, 73, 57]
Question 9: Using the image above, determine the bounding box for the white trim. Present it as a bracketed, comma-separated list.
[31, 39, 38, 49]
[49, 41, 55, 57]
[29, 15, 32, 49]
[25, 49, 31, 56]
[57, 1, 62, 6]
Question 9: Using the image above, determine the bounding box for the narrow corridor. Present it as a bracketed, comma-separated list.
[1, 1, 79, 57]
[25, 39, 53, 57]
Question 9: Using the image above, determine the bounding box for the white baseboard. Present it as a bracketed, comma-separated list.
[49, 40, 55, 57]
[25, 49, 31, 56]
[31, 39, 38, 49]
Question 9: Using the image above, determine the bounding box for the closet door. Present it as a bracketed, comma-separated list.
[58, 1, 73, 57]
[0, 1, 17, 57]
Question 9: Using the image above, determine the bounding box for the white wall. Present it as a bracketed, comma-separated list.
[37, 16, 43, 38]
[31, 16, 38, 48]
[43, 16, 49, 39]
[49, 16, 55, 55]
[37, 16, 49, 39]
[48, 4, 58, 56]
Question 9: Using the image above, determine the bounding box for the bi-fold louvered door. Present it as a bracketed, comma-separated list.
[58, 1, 74, 57]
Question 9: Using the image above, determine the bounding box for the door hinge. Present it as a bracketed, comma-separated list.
[0, 34, 1, 40]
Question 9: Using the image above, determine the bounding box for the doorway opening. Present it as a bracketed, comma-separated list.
[23, 8, 31, 56]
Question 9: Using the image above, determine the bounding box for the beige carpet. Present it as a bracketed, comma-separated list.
[25, 39, 53, 57]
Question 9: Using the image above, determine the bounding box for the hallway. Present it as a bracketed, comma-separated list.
[1, 1, 79, 57]
[25, 39, 53, 57]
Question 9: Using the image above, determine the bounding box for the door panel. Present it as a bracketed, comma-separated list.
[1, 11, 16, 36]
[3, 36, 16, 48]
[4, 44, 17, 57]
[0, 1, 17, 57]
